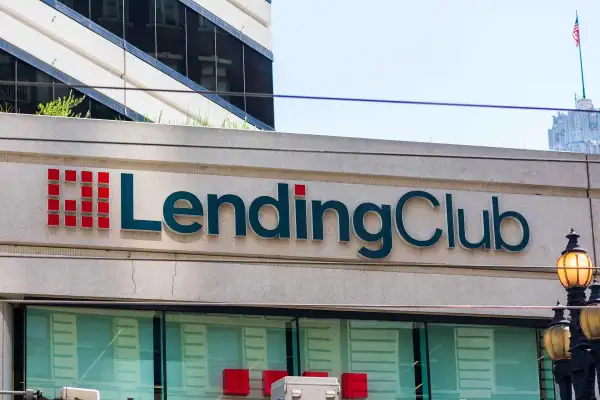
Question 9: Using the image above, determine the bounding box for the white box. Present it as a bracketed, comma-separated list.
[271, 376, 340, 400]
[58, 387, 100, 400]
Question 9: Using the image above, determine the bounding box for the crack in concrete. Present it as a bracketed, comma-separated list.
[131, 260, 137, 294]
[172, 261, 177, 297]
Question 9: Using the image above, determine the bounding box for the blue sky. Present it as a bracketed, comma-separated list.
[271, 1, 600, 150]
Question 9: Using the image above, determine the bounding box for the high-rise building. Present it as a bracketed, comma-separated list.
[0, 0, 274, 129]
[548, 98, 600, 154]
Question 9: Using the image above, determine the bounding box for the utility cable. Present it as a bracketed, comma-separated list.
[0, 299, 588, 310]
[2, 80, 600, 114]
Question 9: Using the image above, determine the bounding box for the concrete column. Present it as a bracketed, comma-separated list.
[0, 304, 13, 400]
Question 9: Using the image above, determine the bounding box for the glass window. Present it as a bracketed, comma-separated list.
[16, 60, 54, 115]
[156, 0, 186, 76]
[77, 315, 115, 383]
[90, 98, 127, 120]
[0, 49, 15, 112]
[244, 46, 274, 128]
[165, 322, 183, 388]
[267, 328, 287, 371]
[215, 28, 245, 112]
[165, 313, 290, 399]
[298, 318, 424, 400]
[185, 7, 216, 91]
[58, 0, 90, 18]
[207, 326, 243, 387]
[138, 319, 156, 388]
[26, 309, 52, 380]
[427, 324, 542, 400]
[91, 0, 125, 38]
[25, 307, 157, 400]
[124, 0, 155, 57]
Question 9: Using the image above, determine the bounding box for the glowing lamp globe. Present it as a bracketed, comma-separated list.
[557, 230, 594, 289]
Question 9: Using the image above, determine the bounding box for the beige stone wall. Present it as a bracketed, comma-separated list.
[0, 113, 595, 318]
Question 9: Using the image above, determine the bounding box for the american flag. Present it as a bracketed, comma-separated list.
[573, 15, 580, 47]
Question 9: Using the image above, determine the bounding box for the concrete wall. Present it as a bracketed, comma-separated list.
[0, 113, 596, 319]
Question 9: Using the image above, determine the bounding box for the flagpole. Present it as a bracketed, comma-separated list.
[577, 11, 587, 99]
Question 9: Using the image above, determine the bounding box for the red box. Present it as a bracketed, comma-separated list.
[98, 217, 110, 229]
[341, 373, 368, 399]
[48, 184, 60, 197]
[81, 201, 93, 214]
[47, 168, 59, 181]
[263, 370, 288, 396]
[65, 200, 77, 212]
[47, 214, 60, 227]
[222, 369, 250, 396]
[294, 184, 306, 196]
[81, 216, 93, 229]
[98, 172, 110, 185]
[47, 199, 60, 212]
[65, 170, 77, 182]
[81, 186, 93, 199]
[98, 201, 109, 215]
[65, 215, 77, 228]
[81, 170, 93, 183]
[98, 187, 109, 200]
[303, 371, 329, 377]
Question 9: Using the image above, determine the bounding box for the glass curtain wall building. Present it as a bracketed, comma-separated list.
[0, 0, 274, 128]
[0, 49, 129, 120]
[24, 307, 555, 400]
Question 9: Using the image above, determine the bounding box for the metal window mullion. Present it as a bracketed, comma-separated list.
[184, 8, 188, 78]
[242, 44, 246, 114]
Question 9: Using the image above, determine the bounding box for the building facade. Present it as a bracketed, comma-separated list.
[0, 0, 274, 129]
[5, 113, 600, 400]
[548, 98, 600, 154]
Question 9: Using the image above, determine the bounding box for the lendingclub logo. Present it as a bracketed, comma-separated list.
[47, 168, 110, 229]
[43, 170, 531, 259]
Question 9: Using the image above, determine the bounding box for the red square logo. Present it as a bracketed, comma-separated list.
[81, 216, 93, 229]
[294, 184, 306, 196]
[81, 201, 93, 214]
[65, 170, 77, 182]
[98, 187, 109, 200]
[46, 169, 110, 230]
[48, 184, 60, 197]
[98, 201, 109, 215]
[222, 369, 250, 396]
[81, 170, 93, 184]
[65, 215, 77, 228]
[341, 373, 368, 399]
[65, 200, 77, 212]
[263, 370, 288, 396]
[47, 214, 60, 227]
[48, 199, 60, 212]
[97, 217, 110, 229]
[98, 172, 109, 185]
[81, 186, 93, 199]
[47, 169, 59, 181]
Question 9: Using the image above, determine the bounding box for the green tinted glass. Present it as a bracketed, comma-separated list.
[26, 307, 157, 400]
[428, 324, 542, 399]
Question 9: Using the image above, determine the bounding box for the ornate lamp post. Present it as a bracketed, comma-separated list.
[544, 229, 598, 400]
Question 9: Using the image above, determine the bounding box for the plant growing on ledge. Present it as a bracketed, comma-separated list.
[36, 90, 89, 118]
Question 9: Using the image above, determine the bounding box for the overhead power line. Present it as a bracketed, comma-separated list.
[0, 299, 582, 310]
[2, 80, 599, 114]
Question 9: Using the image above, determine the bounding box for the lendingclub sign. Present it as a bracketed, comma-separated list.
[47, 169, 531, 260]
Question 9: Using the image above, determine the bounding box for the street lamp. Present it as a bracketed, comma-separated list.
[544, 229, 598, 400]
